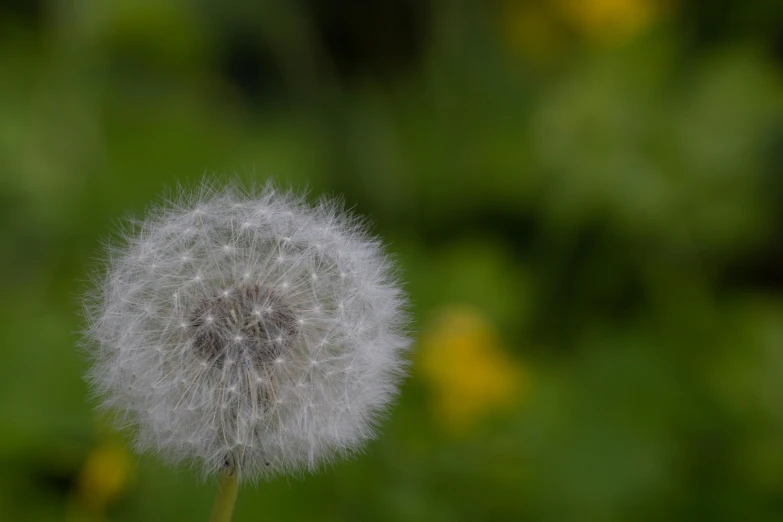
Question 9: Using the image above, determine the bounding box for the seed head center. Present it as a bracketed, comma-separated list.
[189, 285, 296, 368]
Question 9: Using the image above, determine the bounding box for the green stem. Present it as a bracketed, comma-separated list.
[209, 471, 238, 522]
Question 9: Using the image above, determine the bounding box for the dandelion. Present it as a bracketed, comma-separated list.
[81, 180, 410, 521]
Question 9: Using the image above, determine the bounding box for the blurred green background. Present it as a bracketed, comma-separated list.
[3, 0, 783, 520]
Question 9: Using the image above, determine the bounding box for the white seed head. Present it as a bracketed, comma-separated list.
[82, 181, 411, 482]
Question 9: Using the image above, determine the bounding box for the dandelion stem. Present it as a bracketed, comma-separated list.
[209, 470, 238, 522]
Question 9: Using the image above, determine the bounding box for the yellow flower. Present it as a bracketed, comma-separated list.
[554, 0, 671, 44]
[76, 442, 134, 515]
[498, 0, 673, 62]
[420, 306, 530, 434]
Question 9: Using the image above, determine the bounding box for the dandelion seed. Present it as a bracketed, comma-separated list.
[81, 180, 410, 486]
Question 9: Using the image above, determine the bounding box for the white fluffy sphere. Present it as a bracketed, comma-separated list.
[83, 181, 410, 481]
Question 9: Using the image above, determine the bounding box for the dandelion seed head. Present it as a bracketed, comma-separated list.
[82, 180, 410, 482]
